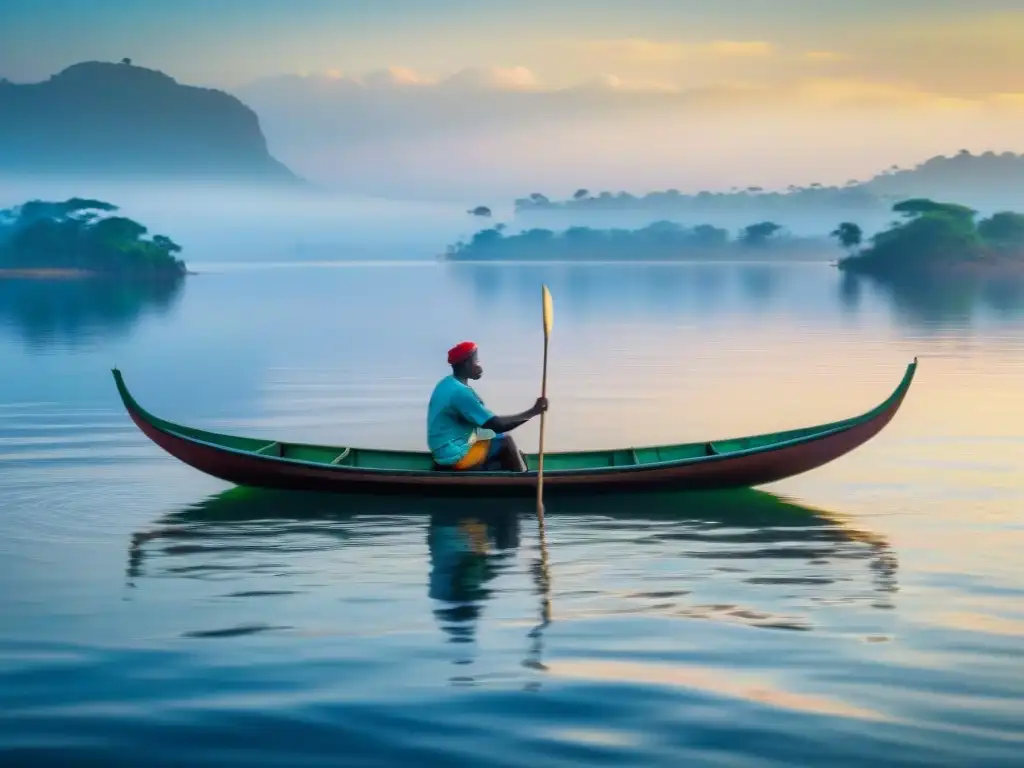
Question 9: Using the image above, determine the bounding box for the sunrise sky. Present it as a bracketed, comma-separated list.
[5, 0, 1024, 198]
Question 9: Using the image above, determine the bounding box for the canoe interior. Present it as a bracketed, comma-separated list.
[113, 361, 916, 475]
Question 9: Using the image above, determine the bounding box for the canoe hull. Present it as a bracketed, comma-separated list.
[118, 361, 915, 497]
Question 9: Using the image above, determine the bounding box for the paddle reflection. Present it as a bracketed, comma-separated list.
[127, 488, 897, 685]
[524, 526, 553, 686]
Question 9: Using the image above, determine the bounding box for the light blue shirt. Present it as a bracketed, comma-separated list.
[427, 375, 497, 465]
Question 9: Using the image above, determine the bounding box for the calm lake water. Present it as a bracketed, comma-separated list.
[1, 256, 1023, 766]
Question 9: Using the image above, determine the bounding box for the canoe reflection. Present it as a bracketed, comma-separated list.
[127, 488, 897, 685]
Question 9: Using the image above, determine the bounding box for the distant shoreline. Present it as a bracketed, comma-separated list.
[0, 268, 95, 280]
[0, 268, 196, 280]
[438, 256, 834, 266]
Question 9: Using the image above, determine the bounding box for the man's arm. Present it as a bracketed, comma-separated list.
[482, 398, 548, 434]
[453, 388, 548, 435]
[482, 410, 534, 434]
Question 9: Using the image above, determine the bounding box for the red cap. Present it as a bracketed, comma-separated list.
[448, 341, 477, 365]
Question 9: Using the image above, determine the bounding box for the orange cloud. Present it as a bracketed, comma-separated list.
[803, 50, 844, 61]
[830, 11, 1024, 96]
[360, 66, 435, 87]
[266, 66, 1024, 115]
[791, 78, 969, 109]
[569, 38, 775, 62]
[574, 74, 682, 93]
[707, 40, 774, 57]
[442, 65, 540, 90]
[573, 38, 689, 62]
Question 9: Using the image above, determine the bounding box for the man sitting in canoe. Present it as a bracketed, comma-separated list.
[427, 341, 547, 472]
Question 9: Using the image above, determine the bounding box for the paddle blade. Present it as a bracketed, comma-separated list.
[541, 284, 554, 337]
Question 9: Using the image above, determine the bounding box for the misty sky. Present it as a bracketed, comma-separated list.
[5, 0, 1024, 199]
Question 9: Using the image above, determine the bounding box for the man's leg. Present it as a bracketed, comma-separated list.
[494, 433, 528, 472]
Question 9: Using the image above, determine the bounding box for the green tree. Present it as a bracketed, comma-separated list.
[978, 212, 1024, 245]
[151, 235, 183, 254]
[90, 216, 148, 251]
[739, 221, 783, 247]
[691, 224, 729, 248]
[830, 222, 863, 253]
[12, 198, 118, 230]
[892, 198, 976, 222]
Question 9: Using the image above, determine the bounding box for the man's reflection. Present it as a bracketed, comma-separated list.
[427, 513, 520, 648]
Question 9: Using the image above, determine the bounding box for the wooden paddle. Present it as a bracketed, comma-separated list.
[536, 284, 553, 525]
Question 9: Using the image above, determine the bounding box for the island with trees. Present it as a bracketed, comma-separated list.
[0, 197, 187, 280]
[835, 199, 1024, 280]
[443, 219, 826, 262]
[445, 197, 1024, 275]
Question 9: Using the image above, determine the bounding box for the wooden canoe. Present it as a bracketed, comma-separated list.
[112, 359, 917, 497]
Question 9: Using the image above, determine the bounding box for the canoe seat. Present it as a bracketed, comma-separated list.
[705, 442, 719, 456]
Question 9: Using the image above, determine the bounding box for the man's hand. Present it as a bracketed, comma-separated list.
[532, 397, 549, 415]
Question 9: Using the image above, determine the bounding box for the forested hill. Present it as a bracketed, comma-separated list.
[0, 60, 301, 184]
